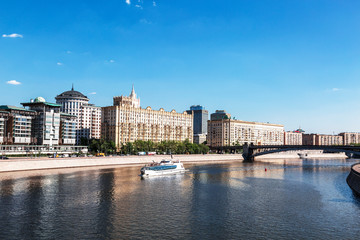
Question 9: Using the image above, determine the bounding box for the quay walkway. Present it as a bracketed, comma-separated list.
[0, 154, 243, 173]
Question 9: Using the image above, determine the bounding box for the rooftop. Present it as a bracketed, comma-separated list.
[21, 102, 62, 107]
[0, 105, 36, 112]
[190, 105, 205, 111]
[55, 85, 89, 100]
[210, 118, 284, 127]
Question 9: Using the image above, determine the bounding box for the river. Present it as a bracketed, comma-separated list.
[0, 158, 360, 239]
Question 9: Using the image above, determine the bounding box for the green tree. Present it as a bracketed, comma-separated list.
[89, 139, 116, 154]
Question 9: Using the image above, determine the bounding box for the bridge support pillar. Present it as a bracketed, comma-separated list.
[242, 143, 254, 161]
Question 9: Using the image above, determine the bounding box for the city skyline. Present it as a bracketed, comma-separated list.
[1, 0, 360, 134]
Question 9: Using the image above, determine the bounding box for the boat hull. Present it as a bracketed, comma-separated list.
[140, 161, 186, 177]
[141, 168, 186, 177]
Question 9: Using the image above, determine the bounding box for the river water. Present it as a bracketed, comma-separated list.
[0, 158, 360, 239]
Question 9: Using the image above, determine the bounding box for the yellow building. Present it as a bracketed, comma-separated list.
[101, 87, 193, 150]
[207, 111, 284, 147]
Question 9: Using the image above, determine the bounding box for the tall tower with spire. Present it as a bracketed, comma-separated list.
[113, 85, 140, 108]
[130, 84, 136, 98]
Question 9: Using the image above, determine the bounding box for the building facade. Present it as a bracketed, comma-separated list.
[60, 113, 77, 145]
[0, 111, 8, 144]
[113, 85, 141, 108]
[55, 86, 101, 144]
[186, 105, 208, 144]
[207, 111, 284, 147]
[339, 132, 360, 145]
[302, 134, 343, 146]
[284, 131, 303, 145]
[102, 87, 193, 150]
[22, 97, 76, 146]
[0, 105, 36, 145]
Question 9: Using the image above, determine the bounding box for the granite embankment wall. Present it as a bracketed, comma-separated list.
[0, 154, 244, 173]
[347, 163, 360, 196]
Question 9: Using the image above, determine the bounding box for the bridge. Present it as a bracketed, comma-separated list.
[210, 143, 360, 161]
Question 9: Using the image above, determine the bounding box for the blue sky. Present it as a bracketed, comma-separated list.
[1, 0, 360, 134]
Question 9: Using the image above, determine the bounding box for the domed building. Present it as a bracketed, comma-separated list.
[56, 85, 101, 144]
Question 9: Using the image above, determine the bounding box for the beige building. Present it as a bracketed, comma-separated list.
[56, 86, 101, 144]
[339, 132, 360, 145]
[102, 87, 193, 150]
[284, 131, 302, 145]
[207, 111, 284, 147]
[303, 134, 343, 146]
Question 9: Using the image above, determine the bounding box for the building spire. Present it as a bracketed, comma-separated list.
[72, 83, 74, 91]
[130, 84, 135, 98]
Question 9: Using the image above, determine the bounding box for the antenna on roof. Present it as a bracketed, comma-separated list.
[72, 83, 74, 91]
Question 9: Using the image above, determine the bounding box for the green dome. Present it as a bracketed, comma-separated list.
[34, 97, 46, 103]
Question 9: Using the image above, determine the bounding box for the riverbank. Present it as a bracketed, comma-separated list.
[0, 154, 244, 173]
[347, 163, 360, 196]
[255, 150, 347, 160]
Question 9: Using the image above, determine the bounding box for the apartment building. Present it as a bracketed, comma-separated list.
[0, 105, 36, 145]
[22, 97, 76, 146]
[56, 86, 101, 144]
[284, 131, 303, 145]
[303, 134, 343, 146]
[339, 132, 360, 145]
[207, 111, 284, 147]
[102, 86, 193, 150]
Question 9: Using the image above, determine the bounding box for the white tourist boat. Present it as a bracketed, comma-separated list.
[140, 159, 186, 177]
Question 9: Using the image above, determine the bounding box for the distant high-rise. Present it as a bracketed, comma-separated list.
[55, 86, 101, 144]
[186, 105, 208, 144]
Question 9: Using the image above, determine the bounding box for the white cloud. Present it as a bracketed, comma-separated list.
[332, 88, 340, 92]
[89, 92, 96, 95]
[109, 59, 115, 63]
[140, 19, 151, 24]
[135, 4, 143, 9]
[6, 80, 21, 85]
[57, 62, 63, 66]
[126, 0, 130, 4]
[66, 50, 72, 54]
[153, 1, 156, 6]
[2, 33, 23, 38]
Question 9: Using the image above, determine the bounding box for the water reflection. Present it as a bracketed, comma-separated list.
[0, 160, 360, 239]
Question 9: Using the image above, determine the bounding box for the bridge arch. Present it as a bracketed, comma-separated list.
[242, 144, 360, 161]
[251, 147, 356, 158]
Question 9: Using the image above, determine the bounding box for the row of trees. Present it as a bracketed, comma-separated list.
[87, 138, 117, 154]
[85, 138, 209, 155]
[120, 139, 209, 155]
